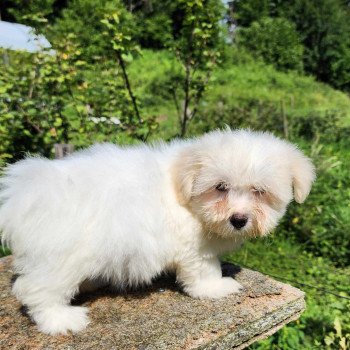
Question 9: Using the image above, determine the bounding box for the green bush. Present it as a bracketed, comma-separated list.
[278, 0, 350, 92]
[236, 17, 304, 72]
[225, 237, 350, 349]
[0, 40, 150, 161]
[50, 0, 128, 61]
[233, 0, 350, 92]
[280, 139, 350, 267]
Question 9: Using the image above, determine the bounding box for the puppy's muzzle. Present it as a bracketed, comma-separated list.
[230, 214, 248, 230]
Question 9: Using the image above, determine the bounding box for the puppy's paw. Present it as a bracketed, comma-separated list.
[186, 277, 243, 300]
[32, 305, 89, 335]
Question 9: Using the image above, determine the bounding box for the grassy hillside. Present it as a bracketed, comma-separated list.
[129, 50, 350, 138]
[212, 62, 350, 122]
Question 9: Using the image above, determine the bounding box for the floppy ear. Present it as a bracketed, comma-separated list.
[290, 148, 316, 203]
[171, 145, 201, 205]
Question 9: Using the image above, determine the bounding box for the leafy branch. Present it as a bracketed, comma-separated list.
[171, 0, 223, 137]
[101, 12, 142, 124]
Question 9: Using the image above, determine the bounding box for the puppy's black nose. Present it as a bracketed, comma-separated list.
[230, 214, 248, 230]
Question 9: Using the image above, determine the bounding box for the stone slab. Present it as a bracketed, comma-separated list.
[0, 256, 305, 349]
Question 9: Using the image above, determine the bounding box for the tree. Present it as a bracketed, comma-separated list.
[232, 0, 272, 27]
[101, 11, 142, 125]
[121, 0, 174, 49]
[50, 0, 125, 61]
[171, 0, 224, 137]
[233, 0, 350, 91]
[278, 0, 350, 91]
[0, 0, 55, 27]
[237, 17, 304, 72]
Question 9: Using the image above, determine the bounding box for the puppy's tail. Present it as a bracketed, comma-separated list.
[0, 157, 52, 250]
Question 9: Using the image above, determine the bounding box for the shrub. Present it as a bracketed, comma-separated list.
[281, 139, 350, 267]
[0, 41, 151, 161]
[227, 237, 350, 349]
[236, 17, 304, 72]
[278, 0, 350, 92]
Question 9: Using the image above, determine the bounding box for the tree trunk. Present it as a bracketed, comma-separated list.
[116, 51, 142, 124]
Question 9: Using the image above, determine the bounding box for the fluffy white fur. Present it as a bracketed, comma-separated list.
[0, 129, 315, 335]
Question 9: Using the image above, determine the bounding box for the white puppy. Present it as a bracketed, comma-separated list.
[0, 129, 315, 335]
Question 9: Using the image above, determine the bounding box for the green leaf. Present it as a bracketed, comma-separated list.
[121, 53, 133, 63]
[54, 118, 62, 127]
[334, 317, 342, 338]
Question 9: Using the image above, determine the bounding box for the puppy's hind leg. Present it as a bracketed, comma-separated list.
[13, 270, 89, 335]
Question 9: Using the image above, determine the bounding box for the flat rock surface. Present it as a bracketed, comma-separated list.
[0, 256, 305, 350]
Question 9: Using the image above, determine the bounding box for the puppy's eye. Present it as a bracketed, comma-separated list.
[252, 187, 266, 196]
[215, 182, 229, 192]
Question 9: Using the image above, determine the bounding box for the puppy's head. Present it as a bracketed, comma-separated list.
[172, 129, 315, 238]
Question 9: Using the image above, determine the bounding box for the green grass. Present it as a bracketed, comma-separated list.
[0, 245, 11, 258]
[211, 63, 350, 124]
[129, 50, 350, 137]
[224, 236, 350, 349]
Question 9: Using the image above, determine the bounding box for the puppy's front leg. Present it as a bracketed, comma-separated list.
[177, 256, 243, 300]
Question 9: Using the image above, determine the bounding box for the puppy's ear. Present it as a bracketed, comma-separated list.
[171, 146, 201, 205]
[289, 147, 316, 203]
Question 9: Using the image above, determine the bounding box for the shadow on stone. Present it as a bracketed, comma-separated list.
[72, 272, 181, 306]
[10, 273, 19, 286]
[72, 263, 241, 306]
[221, 262, 242, 277]
[19, 305, 29, 318]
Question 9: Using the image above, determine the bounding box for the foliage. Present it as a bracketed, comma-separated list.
[232, 0, 273, 27]
[128, 50, 350, 133]
[203, 52, 350, 126]
[233, 0, 350, 91]
[0, 39, 148, 161]
[225, 237, 350, 349]
[278, 0, 350, 92]
[237, 17, 304, 72]
[164, 0, 224, 137]
[50, 0, 129, 61]
[101, 10, 143, 128]
[2, 0, 55, 28]
[324, 317, 350, 350]
[281, 138, 350, 267]
[123, 0, 174, 49]
[4, 0, 350, 92]
[126, 50, 183, 139]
